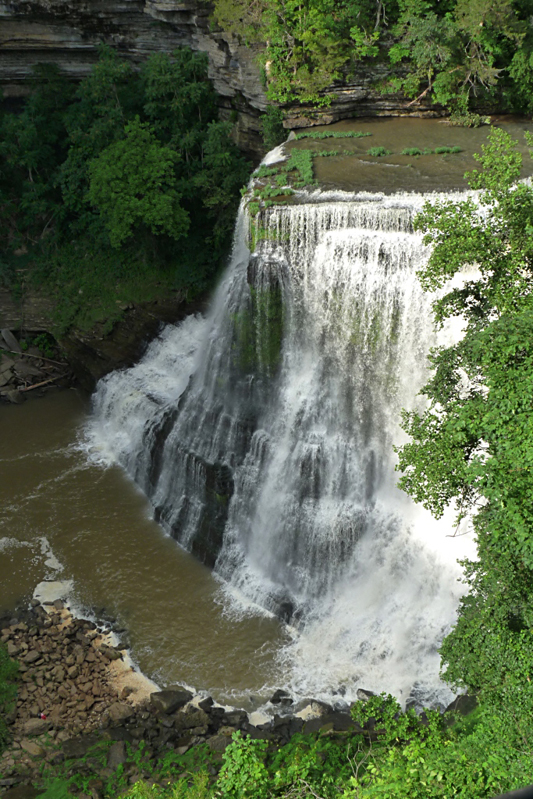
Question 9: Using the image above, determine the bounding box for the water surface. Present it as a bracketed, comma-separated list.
[0, 389, 288, 708]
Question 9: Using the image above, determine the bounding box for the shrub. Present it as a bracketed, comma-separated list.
[367, 146, 392, 157]
[217, 731, 269, 799]
[261, 107, 286, 150]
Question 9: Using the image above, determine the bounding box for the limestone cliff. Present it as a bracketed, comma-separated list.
[0, 0, 443, 160]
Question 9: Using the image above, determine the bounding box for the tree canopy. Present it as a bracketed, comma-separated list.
[396, 128, 533, 714]
[0, 48, 251, 333]
[213, 0, 533, 116]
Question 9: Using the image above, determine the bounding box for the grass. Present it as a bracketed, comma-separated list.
[434, 145, 462, 154]
[367, 146, 392, 157]
[294, 130, 372, 140]
[401, 145, 463, 156]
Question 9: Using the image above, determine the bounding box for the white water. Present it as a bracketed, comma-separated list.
[85, 191, 475, 709]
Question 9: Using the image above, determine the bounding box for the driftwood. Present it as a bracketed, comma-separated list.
[19, 374, 68, 392]
[0, 348, 66, 367]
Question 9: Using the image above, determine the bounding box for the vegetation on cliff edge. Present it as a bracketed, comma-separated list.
[214, 0, 533, 118]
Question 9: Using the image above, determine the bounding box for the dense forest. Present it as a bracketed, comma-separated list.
[215, 0, 533, 118]
[0, 47, 250, 333]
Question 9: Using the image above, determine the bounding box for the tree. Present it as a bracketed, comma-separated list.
[87, 117, 189, 247]
[395, 128, 533, 706]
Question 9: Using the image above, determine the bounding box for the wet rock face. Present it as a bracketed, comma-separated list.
[57, 293, 202, 392]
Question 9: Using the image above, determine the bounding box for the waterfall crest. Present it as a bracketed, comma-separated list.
[86, 191, 473, 708]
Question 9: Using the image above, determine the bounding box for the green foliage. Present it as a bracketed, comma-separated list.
[401, 145, 462, 155]
[294, 130, 372, 140]
[270, 731, 364, 798]
[30, 333, 58, 358]
[30, 706, 533, 799]
[212, 0, 533, 114]
[36, 779, 71, 799]
[0, 642, 18, 754]
[434, 145, 461, 154]
[261, 106, 286, 150]
[367, 146, 392, 157]
[386, 0, 531, 113]
[449, 111, 491, 127]
[88, 117, 189, 247]
[286, 149, 315, 185]
[344, 700, 533, 798]
[0, 48, 251, 334]
[396, 128, 533, 729]
[213, 0, 388, 105]
[218, 731, 269, 798]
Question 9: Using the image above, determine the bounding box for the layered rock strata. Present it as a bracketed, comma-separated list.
[0, 0, 449, 161]
[0, 0, 266, 158]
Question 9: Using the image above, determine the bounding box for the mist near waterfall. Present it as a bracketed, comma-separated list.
[86, 192, 475, 709]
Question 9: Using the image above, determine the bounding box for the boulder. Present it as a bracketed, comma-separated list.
[304, 711, 360, 735]
[356, 688, 375, 703]
[150, 687, 193, 715]
[445, 694, 478, 717]
[0, 357, 15, 374]
[23, 717, 52, 736]
[4, 389, 24, 404]
[222, 710, 248, 729]
[107, 740, 127, 769]
[1, 329, 21, 353]
[270, 689, 293, 705]
[20, 739, 45, 757]
[207, 734, 231, 753]
[24, 650, 41, 664]
[175, 708, 210, 733]
[198, 696, 214, 713]
[294, 699, 332, 719]
[107, 703, 134, 724]
[1, 786, 41, 799]
[13, 361, 44, 380]
[100, 645, 122, 661]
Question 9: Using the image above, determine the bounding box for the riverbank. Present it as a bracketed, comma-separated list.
[0, 330, 72, 405]
[0, 594, 376, 797]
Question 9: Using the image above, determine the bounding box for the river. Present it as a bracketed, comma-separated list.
[2, 117, 532, 713]
[0, 389, 288, 709]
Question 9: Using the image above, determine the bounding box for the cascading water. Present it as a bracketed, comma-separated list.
[86, 189, 474, 709]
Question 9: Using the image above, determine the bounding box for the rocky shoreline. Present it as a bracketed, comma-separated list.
[1, 595, 387, 798]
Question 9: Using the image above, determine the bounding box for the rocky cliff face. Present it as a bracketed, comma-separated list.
[0, 0, 444, 160]
[0, 0, 267, 157]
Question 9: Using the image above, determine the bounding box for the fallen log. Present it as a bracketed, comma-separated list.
[19, 374, 69, 392]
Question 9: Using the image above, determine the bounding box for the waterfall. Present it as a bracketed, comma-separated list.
[86, 191, 473, 708]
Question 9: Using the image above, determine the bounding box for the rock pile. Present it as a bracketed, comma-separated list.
[0, 600, 368, 796]
[0, 329, 71, 404]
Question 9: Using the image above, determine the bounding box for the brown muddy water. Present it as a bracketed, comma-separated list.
[0, 389, 289, 708]
[290, 116, 533, 193]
